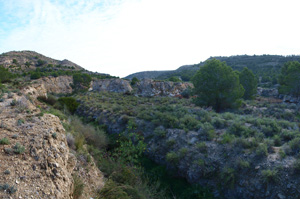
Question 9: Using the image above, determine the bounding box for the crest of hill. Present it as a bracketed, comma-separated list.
[125, 55, 300, 81]
[0, 50, 84, 72]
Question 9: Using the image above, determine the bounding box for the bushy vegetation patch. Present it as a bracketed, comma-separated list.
[58, 97, 79, 114]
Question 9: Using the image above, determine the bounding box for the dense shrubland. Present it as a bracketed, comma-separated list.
[35, 93, 212, 199]
[74, 89, 300, 198]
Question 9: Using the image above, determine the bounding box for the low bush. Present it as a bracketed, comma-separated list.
[0, 137, 10, 145]
[255, 143, 268, 157]
[196, 142, 207, 153]
[58, 97, 79, 114]
[37, 95, 57, 105]
[220, 167, 236, 188]
[13, 143, 25, 154]
[237, 159, 250, 170]
[221, 133, 235, 144]
[261, 169, 278, 183]
[166, 152, 180, 164]
[72, 175, 84, 199]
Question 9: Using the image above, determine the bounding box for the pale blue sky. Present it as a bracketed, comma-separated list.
[1, 0, 300, 77]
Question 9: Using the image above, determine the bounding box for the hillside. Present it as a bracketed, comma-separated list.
[125, 55, 300, 81]
[0, 50, 83, 73]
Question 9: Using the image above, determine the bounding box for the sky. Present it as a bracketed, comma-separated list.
[1, 0, 300, 77]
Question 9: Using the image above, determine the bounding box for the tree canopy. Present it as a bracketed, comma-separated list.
[239, 67, 257, 100]
[192, 59, 244, 112]
[278, 61, 300, 97]
[73, 73, 92, 92]
[0, 66, 14, 83]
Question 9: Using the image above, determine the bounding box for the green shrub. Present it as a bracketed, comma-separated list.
[196, 142, 207, 153]
[201, 122, 215, 141]
[166, 152, 180, 164]
[273, 135, 282, 146]
[37, 95, 57, 105]
[261, 169, 278, 183]
[0, 137, 10, 145]
[194, 159, 205, 167]
[212, 117, 226, 129]
[279, 148, 286, 159]
[221, 167, 236, 188]
[72, 175, 84, 199]
[0, 66, 15, 83]
[166, 139, 176, 148]
[237, 159, 250, 170]
[179, 147, 189, 157]
[221, 133, 235, 144]
[131, 77, 139, 86]
[98, 180, 131, 199]
[293, 159, 300, 173]
[110, 167, 137, 186]
[37, 59, 46, 66]
[289, 137, 300, 154]
[179, 115, 200, 130]
[75, 134, 85, 151]
[73, 73, 92, 91]
[154, 127, 166, 137]
[255, 143, 268, 157]
[30, 72, 41, 79]
[280, 130, 297, 142]
[58, 97, 79, 114]
[13, 143, 25, 154]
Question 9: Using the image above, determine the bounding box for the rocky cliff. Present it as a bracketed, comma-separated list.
[91, 78, 193, 96]
[135, 79, 193, 97]
[21, 75, 192, 98]
[92, 79, 133, 93]
[0, 86, 103, 198]
[22, 76, 73, 100]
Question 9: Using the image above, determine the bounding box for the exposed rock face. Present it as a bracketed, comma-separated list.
[0, 89, 103, 198]
[22, 76, 73, 99]
[0, 104, 74, 198]
[21, 74, 193, 98]
[36, 76, 73, 94]
[92, 79, 133, 93]
[136, 79, 193, 97]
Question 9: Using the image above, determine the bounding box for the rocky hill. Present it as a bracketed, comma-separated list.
[0, 51, 83, 73]
[125, 55, 300, 81]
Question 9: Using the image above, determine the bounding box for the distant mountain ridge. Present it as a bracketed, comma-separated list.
[125, 55, 300, 81]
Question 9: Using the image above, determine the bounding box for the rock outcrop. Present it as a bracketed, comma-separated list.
[92, 79, 133, 93]
[22, 76, 73, 99]
[0, 88, 103, 198]
[135, 79, 193, 97]
[20, 75, 193, 99]
[91, 78, 193, 96]
[36, 76, 73, 94]
[0, 104, 74, 198]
